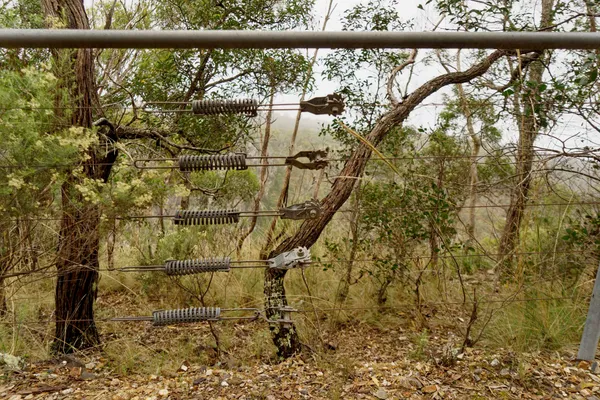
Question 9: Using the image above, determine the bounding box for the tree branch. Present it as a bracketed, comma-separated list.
[115, 126, 230, 153]
[205, 70, 253, 90]
[480, 52, 541, 92]
[270, 49, 529, 257]
[387, 49, 418, 106]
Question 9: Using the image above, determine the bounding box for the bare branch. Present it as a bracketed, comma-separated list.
[115, 126, 230, 153]
[272, 49, 530, 256]
[387, 49, 418, 106]
[480, 52, 541, 91]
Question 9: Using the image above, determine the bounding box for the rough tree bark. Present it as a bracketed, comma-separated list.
[437, 49, 480, 244]
[497, 0, 554, 272]
[42, 0, 116, 352]
[264, 49, 521, 357]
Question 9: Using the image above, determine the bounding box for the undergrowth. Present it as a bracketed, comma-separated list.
[0, 221, 593, 375]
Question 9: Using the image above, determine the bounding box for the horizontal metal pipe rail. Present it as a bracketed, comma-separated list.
[1, 30, 600, 49]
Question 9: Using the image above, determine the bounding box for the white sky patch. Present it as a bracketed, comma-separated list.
[80, 0, 595, 150]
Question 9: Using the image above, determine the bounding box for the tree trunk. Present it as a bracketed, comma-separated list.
[497, 0, 554, 273]
[0, 276, 6, 317]
[107, 218, 117, 270]
[261, 0, 335, 257]
[54, 186, 101, 352]
[0, 226, 13, 317]
[336, 182, 361, 304]
[180, 172, 191, 210]
[237, 89, 275, 254]
[264, 268, 302, 358]
[264, 49, 512, 357]
[455, 51, 481, 243]
[42, 0, 112, 353]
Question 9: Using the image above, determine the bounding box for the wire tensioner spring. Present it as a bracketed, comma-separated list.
[142, 94, 344, 116]
[133, 150, 329, 172]
[111, 307, 262, 325]
[173, 209, 240, 226]
[120, 247, 313, 275]
[193, 98, 259, 116]
[172, 201, 321, 226]
[179, 153, 247, 171]
[164, 258, 231, 275]
[153, 307, 221, 325]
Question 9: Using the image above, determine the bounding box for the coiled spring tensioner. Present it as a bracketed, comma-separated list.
[143, 94, 344, 117]
[134, 150, 329, 172]
[171, 200, 321, 226]
[120, 247, 312, 275]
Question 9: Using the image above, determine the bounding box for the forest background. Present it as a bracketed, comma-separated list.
[0, 0, 600, 379]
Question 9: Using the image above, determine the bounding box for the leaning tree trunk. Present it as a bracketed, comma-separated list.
[497, 0, 554, 275]
[42, 0, 114, 353]
[264, 49, 517, 357]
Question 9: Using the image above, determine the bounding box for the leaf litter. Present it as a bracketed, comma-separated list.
[0, 322, 598, 400]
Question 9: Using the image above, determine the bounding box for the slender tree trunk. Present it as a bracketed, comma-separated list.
[455, 51, 481, 243]
[25, 221, 38, 270]
[497, 0, 554, 273]
[107, 218, 116, 270]
[0, 277, 6, 317]
[376, 275, 393, 305]
[429, 160, 445, 270]
[261, 0, 335, 257]
[180, 171, 191, 209]
[264, 49, 512, 357]
[237, 89, 275, 255]
[42, 0, 113, 352]
[0, 226, 13, 316]
[337, 182, 361, 304]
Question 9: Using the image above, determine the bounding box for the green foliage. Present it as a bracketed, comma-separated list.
[438, 91, 501, 145]
[477, 150, 515, 184]
[0, 1, 47, 70]
[361, 181, 457, 254]
[187, 170, 260, 208]
[0, 0, 44, 29]
[409, 330, 430, 360]
[562, 211, 600, 251]
[322, 0, 411, 145]
[0, 68, 89, 217]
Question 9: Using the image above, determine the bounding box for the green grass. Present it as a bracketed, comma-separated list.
[486, 289, 585, 352]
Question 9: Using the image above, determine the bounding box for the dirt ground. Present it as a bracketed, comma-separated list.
[0, 320, 598, 400]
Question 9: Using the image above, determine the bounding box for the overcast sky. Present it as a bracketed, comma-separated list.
[296, 0, 448, 136]
[80, 0, 594, 150]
